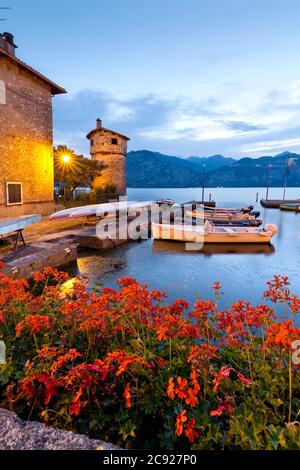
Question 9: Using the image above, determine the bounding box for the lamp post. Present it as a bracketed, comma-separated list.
[265, 163, 272, 201]
[201, 164, 206, 203]
[61, 154, 71, 205]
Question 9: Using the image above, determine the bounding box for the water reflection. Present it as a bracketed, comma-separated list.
[152, 240, 275, 256]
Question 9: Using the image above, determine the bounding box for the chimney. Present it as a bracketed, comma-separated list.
[0, 32, 17, 56]
[96, 118, 102, 129]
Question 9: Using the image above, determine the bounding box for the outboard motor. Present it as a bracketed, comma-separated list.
[249, 210, 260, 218]
[241, 205, 254, 214]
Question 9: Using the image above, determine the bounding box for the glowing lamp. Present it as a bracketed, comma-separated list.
[62, 154, 71, 164]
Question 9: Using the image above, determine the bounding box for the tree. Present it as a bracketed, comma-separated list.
[53, 145, 104, 194]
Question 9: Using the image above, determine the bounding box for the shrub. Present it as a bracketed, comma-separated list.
[0, 262, 300, 449]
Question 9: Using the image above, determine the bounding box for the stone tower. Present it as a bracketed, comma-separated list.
[86, 119, 129, 196]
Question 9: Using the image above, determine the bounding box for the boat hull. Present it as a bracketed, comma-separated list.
[279, 204, 300, 211]
[152, 222, 276, 244]
[186, 210, 257, 221]
[260, 199, 300, 208]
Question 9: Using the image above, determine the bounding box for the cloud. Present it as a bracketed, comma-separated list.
[53, 81, 300, 157]
[241, 137, 300, 154]
[225, 121, 264, 132]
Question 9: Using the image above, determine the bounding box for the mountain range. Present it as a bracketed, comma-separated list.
[126, 150, 300, 187]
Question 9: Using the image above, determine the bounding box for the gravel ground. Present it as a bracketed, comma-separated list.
[0, 409, 120, 450]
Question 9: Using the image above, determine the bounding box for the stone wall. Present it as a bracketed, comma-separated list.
[89, 129, 127, 196]
[0, 56, 55, 217]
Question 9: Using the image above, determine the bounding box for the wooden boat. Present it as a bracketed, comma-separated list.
[50, 201, 153, 220]
[203, 205, 254, 213]
[155, 198, 175, 207]
[152, 220, 277, 244]
[206, 218, 262, 227]
[260, 199, 300, 208]
[279, 204, 300, 212]
[184, 199, 216, 208]
[186, 209, 258, 221]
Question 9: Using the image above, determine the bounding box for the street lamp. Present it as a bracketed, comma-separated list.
[62, 154, 71, 164]
[265, 164, 272, 201]
[201, 164, 206, 203]
[61, 153, 71, 205]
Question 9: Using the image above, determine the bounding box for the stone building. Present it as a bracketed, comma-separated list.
[86, 119, 129, 196]
[0, 32, 66, 217]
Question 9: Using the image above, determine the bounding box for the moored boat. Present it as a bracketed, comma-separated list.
[260, 199, 300, 208]
[152, 220, 277, 244]
[186, 209, 258, 221]
[279, 204, 300, 211]
[205, 218, 262, 227]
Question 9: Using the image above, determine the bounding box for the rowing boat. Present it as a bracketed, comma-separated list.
[279, 204, 300, 212]
[151, 220, 277, 244]
[186, 209, 258, 221]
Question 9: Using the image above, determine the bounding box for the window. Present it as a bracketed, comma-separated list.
[6, 182, 23, 205]
[111, 138, 118, 145]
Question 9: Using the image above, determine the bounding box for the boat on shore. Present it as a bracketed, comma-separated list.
[279, 204, 300, 211]
[50, 201, 153, 220]
[152, 220, 277, 244]
[260, 199, 300, 208]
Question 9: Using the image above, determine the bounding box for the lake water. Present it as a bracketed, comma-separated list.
[77, 187, 300, 317]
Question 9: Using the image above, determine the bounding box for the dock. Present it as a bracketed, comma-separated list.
[0, 208, 152, 279]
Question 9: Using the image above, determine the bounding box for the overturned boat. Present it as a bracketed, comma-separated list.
[152, 220, 277, 244]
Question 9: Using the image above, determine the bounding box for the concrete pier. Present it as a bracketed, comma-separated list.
[0, 210, 152, 279]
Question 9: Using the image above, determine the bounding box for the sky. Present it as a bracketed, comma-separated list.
[4, 0, 300, 158]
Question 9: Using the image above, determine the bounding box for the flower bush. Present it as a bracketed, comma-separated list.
[0, 261, 300, 449]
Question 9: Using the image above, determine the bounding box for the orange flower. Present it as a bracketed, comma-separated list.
[184, 418, 199, 444]
[175, 410, 188, 436]
[212, 282, 221, 291]
[175, 376, 188, 399]
[185, 387, 199, 407]
[123, 383, 132, 409]
[167, 377, 175, 400]
[190, 369, 201, 394]
[264, 321, 300, 350]
[16, 314, 51, 336]
[212, 367, 233, 393]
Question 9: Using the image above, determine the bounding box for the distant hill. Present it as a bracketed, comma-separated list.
[126, 150, 300, 187]
[205, 151, 300, 187]
[126, 150, 234, 188]
[187, 154, 235, 171]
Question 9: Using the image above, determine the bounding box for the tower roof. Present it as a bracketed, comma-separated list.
[86, 120, 130, 141]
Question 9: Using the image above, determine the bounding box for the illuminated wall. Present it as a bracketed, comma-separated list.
[0, 55, 55, 217]
[87, 127, 128, 196]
